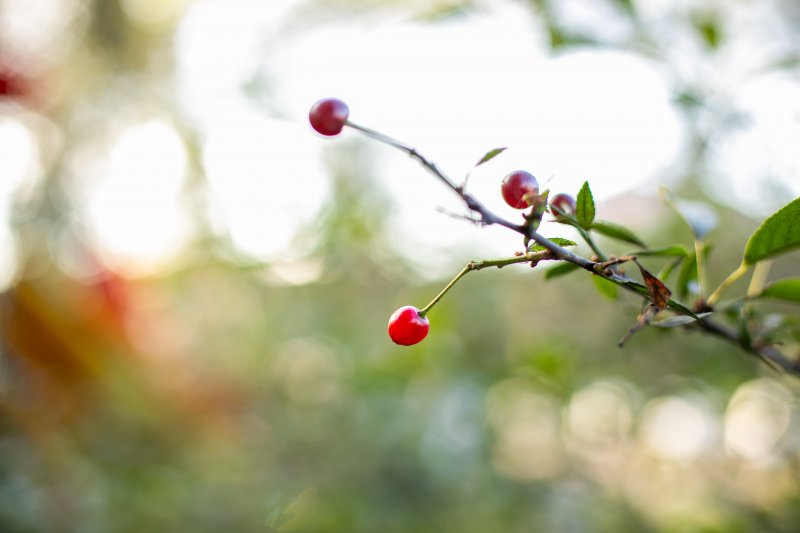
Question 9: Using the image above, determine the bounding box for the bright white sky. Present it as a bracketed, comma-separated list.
[175, 0, 685, 275]
[171, 0, 800, 276]
[1, 0, 799, 279]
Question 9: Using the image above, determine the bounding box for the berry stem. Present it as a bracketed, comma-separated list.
[746, 260, 771, 298]
[418, 265, 471, 318]
[574, 225, 607, 262]
[706, 262, 750, 307]
[694, 238, 708, 300]
[418, 250, 555, 317]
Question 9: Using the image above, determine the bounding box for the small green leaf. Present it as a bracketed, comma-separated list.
[675, 242, 711, 298]
[415, 3, 470, 22]
[529, 237, 577, 252]
[547, 25, 597, 50]
[474, 147, 507, 167]
[674, 90, 703, 112]
[576, 181, 595, 230]
[550, 212, 580, 227]
[545, 262, 580, 280]
[590, 220, 645, 247]
[677, 252, 698, 299]
[665, 299, 698, 318]
[630, 246, 689, 258]
[653, 312, 713, 328]
[614, 0, 636, 16]
[743, 196, 800, 265]
[757, 54, 800, 75]
[758, 278, 800, 304]
[692, 14, 723, 50]
[592, 274, 618, 300]
[658, 256, 684, 281]
[691, 11, 723, 50]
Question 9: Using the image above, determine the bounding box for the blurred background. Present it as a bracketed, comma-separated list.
[1, 0, 799, 531]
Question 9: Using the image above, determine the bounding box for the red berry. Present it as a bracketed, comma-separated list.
[549, 193, 576, 218]
[501, 170, 539, 209]
[0, 65, 31, 100]
[309, 98, 349, 136]
[387, 306, 430, 346]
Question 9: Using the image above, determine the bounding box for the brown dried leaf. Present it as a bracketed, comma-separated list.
[635, 259, 672, 310]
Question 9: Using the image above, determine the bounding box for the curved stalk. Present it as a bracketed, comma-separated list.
[707, 262, 750, 307]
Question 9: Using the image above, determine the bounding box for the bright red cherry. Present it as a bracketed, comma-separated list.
[309, 98, 349, 136]
[549, 193, 576, 218]
[387, 306, 430, 346]
[501, 170, 539, 209]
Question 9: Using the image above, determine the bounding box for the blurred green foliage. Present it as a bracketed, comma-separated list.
[0, 0, 799, 532]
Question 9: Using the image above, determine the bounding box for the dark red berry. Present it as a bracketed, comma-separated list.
[549, 193, 576, 218]
[387, 306, 430, 346]
[501, 170, 539, 209]
[309, 98, 349, 136]
[0, 65, 30, 100]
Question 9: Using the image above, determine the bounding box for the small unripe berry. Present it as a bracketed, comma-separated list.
[309, 98, 349, 136]
[387, 306, 430, 346]
[501, 170, 539, 209]
[549, 193, 576, 218]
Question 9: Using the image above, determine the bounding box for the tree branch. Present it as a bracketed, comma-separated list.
[695, 318, 800, 373]
[345, 120, 800, 375]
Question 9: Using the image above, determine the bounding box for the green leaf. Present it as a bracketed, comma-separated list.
[743, 196, 800, 265]
[529, 237, 577, 252]
[576, 181, 595, 230]
[415, 3, 471, 22]
[674, 90, 703, 112]
[550, 212, 580, 227]
[592, 274, 618, 300]
[474, 147, 507, 167]
[675, 242, 711, 298]
[677, 252, 698, 299]
[547, 25, 598, 50]
[665, 299, 698, 318]
[758, 54, 800, 75]
[544, 262, 580, 280]
[590, 220, 645, 247]
[653, 313, 713, 328]
[630, 246, 689, 258]
[758, 278, 800, 304]
[613, 0, 636, 16]
[692, 15, 723, 49]
[658, 256, 684, 281]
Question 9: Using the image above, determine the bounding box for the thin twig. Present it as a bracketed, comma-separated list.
[418, 251, 553, 316]
[345, 120, 800, 375]
[695, 318, 800, 373]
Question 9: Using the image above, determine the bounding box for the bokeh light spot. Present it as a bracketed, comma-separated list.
[87, 120, 191, 274]
[487, 379, 565, 481]
[639, 395, 716, 461]
[724, 378, 792, 464]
